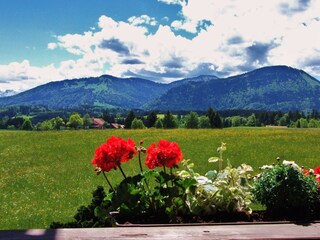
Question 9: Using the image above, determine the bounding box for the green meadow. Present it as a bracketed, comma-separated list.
[1, 128, 319, 230]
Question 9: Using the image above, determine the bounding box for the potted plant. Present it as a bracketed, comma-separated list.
[51, 137, 320, 228]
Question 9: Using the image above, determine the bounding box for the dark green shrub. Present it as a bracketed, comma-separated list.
[252, 163, 320, 220]
[50, 186, 114, 228]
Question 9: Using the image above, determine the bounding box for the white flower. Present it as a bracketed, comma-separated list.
[259, 165, 274, 170]
[282, 160, 301, 170]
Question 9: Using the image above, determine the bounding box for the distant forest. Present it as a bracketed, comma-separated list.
[1, 105, 320, 130]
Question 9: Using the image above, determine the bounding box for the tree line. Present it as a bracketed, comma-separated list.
[1, 107, 320, 130]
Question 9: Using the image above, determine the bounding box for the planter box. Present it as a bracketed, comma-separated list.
[110, 211, 320, 227]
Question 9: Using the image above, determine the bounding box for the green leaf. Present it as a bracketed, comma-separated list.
[208, 157, 219, 163]
[94, 206, 108, 218]
[177, 170, 191, 178]
[205, 170, 217, 180]
[104, 192, 114, 202]
[178, 178, 197, 189]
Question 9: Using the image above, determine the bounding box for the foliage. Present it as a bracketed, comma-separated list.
[206, 107, 223, 128]
[185, 112, 199, 129]
[67, 113, 83, 129]
[253, 160, 320, 220]
[6, 117, 24, 129]
[89, 137, 187, 224]
[50, 186, 114, 228]
[36, 120, 53, 131]
[146, 111, 158, 128]
[163, 111, 178, 129]
[21, 119, 33, 131]
[124, 111, 135, 129]
[199, 116, 210, 128]
[178, 143, 253, 216]
[154, 118, 163, 129]
[51, 116, 65, 130]
[55, 139, 255, 227]
[131, 118, 145, 129]
[83, 113, 92, 128]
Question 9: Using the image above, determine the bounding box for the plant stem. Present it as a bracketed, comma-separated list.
[118, 165, 127, 179]
[138, 151, 143, 173]
[219, 151, 223, 172]
[162, 166, 168, 188]
[170, 167, 174, 187]
[102, 171, 114, 192]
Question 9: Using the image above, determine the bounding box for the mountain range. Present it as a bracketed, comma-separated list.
[0, 65, 320, 112]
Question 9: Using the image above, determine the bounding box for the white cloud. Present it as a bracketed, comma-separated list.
[47, 42, 57, 50]
[171, 19, 198, 33]
[1, 0, 320, 92]
[157, 0, 186, 5]
[0, 60, 62, 92]
[175, 0, 320, 75]
[128, 15, 158, 26]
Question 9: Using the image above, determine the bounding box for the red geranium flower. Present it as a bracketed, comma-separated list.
[145, 140, 183, 169]
[314, 166, 320, 183]
[92, 136, 136, 172]
[303, 169, 310, 177]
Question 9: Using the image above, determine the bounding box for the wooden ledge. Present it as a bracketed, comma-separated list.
[1, 222, 319, 240]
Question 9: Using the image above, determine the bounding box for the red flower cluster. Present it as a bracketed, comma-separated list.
[92, 136, 136, 172]
[315, 166, 320, 183]
[145, 140, 183, 169]
[303, 166, 320, 186]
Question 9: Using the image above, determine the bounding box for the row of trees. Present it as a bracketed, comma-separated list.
[0, 108, 223, 130]
[2, 107, 320, 130]
[125, 108, 223, 129]
[223, 112, 320, 128]
[0, 113, 90, 131]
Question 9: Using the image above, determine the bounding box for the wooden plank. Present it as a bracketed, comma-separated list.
[0, 223, 319, 240]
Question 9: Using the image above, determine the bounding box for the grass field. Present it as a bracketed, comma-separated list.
[1, 128, 319, 230]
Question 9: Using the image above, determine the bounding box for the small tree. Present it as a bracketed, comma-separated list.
[51, 116, 65, 130]
[146, 111, 158, 128]
[231, 116, 243, 127]
[246, 113, 257, 127]
[206, 107, 223, 128]
[213, 112, 223, 128]
[83, 113, 92, 129]
[185, 112, 199, 129]
[21, 119, 33, 131]
[154, 118, 163, 129]
[163, 111, 177, 129]
[308, 119, 319, 128]
[131, 118, 145, 129]
[102, 110, 115, 123]
[299, 118, 308, 128]
[67, 113, 83, 129]
[124, 111, 135, 129]
[37, 120, 53, 131]
[199, 116, 210, 128]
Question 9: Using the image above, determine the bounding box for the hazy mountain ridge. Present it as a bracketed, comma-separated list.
[0, 75, 170, 109]
[145, 66, 320, 112]
[0, 66, 319, 112]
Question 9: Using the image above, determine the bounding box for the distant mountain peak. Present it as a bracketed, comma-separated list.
[0, 89, 18, 98]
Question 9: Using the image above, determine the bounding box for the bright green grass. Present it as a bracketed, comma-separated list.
[1, 128, 319, 230]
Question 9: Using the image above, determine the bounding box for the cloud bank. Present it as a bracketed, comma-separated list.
[1, 0, 319, 91]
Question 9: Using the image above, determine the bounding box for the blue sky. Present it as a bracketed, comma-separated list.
[0, 0, 319, 91]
